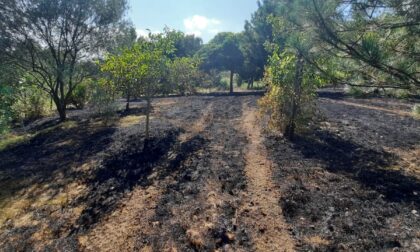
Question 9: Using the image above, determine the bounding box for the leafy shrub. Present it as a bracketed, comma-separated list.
[0, 86, 13, 134]
[11, 84, 51, 123]
[168, 57, 201, 95]
[69, 80, 91, 109]
[90, 80, 118, 124]
[259, 51, 323, 135]
[393, 89, 411, 99]
[200, 70, 223, 91]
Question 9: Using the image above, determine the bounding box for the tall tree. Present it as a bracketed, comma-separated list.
[0, 0, 128, 121]
[198, 32, 244, 93]
[241, 0, 280, 81]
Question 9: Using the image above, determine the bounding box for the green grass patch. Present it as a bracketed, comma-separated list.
[0, 133, 32, 151]
[0, 120, 78, 152]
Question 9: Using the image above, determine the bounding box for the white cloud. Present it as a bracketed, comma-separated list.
[183, 15, 221, 37]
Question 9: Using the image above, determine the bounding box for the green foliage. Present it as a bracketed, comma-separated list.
[199, 33, 244, 73]
[10, 82, 52, 123]
[168, 57, 201, 95]
[260, 51, 324, 134]
[198, 32, 244, 93]
[69, 80, 92, 109]
[0, 133, 31, 151]
[0, 85, 13, 134]
[101, 31, 175, 100]
[165, 29, 203, 58]
[239, 0, 279, 81]
[0, 0, 129, 121]
[90, 79, 118, 123]
[200, 70, 224, 91]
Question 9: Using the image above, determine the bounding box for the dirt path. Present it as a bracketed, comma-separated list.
[237, 98, 295, 252]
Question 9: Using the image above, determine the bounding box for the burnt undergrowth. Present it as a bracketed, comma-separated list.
[72, 128, 208, 234]
[267, 128, 419, 251]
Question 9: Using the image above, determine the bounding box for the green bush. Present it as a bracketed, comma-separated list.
[259, 51, 324, 135]
[11, 84, 51, 123]
[90, 80, 117, 124]
[69, 81, 91, 109]
[0, 86, 13, 134]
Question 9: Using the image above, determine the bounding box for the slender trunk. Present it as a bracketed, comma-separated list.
[229, 70, 234, 94]
[285, 53, 304, 139]
[56, 72, 67, 121]
[145, 96, 151, 139]
[251, 77, 254, 89]
[126, 92, 130, 111]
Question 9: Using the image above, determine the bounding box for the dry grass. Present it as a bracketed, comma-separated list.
[385, 146, 420, 179]
[304, 236, 330, 246]
[118, 115, 144, 128]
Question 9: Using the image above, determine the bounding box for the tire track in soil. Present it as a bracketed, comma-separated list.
[78, 101, 215, 252]
[79, 96, 295, 251]
[237, 98, 295, 252]
[139, 97, 251, 251]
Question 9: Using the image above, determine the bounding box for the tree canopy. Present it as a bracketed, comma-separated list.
[0, 0, 129, 121]
[198, 32, 244, 93]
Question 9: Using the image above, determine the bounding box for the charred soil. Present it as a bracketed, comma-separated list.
[0, 90, 419, 251]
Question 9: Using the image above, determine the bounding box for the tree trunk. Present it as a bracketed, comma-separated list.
[53, 96, 66, 122]
[126, 92, 130, 111]
[145, 96, 151, 139]
[229, 70, 234, 94]
[285, 53, 304, 139]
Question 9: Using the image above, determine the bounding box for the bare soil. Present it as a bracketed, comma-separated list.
[0, 90, 419, 251]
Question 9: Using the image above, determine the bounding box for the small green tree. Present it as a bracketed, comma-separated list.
[259, 51, 324, 138]
[101, 32, 174, 138]
[260, 0, 330, 139]
[168, 57, 201, 96]
[133, 34, 173, 139]
[101, 49, 137, 111]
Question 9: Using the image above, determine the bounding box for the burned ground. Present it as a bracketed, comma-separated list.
[0, 90, 419, 251]
[266, 91, 420, 251]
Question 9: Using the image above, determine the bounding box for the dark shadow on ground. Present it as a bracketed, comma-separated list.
[71, 130, 208, 234]
[0, 120, 116, 195]
[291, 130, 419, 206]
[266, 129, 420, 251]
[117, 106, 150, 117]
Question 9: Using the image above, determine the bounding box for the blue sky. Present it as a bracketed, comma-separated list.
[127, 0, 260, 43]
